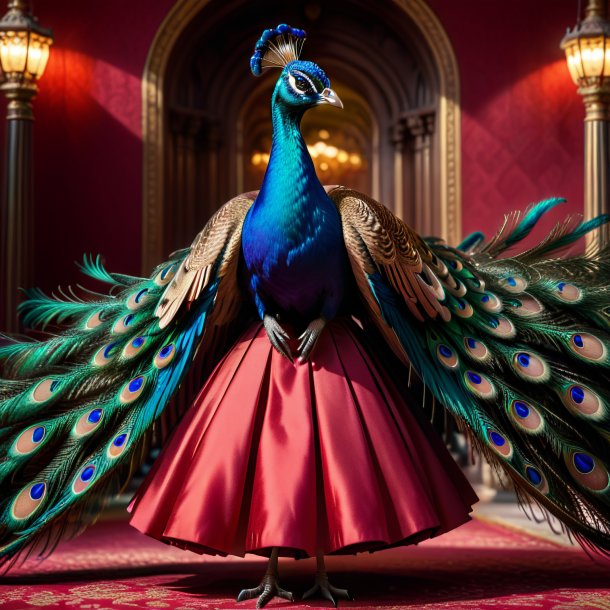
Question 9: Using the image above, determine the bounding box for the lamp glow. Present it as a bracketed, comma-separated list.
[0, 1, 53, 332]
[561, 3, 610, 89]
[560, 0, 610, 250]
[0, 2, 52, 85]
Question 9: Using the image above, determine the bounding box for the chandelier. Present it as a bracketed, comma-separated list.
[251, 129, 363, 175]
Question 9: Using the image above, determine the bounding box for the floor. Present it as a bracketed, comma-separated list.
[0, 498, 608, 610]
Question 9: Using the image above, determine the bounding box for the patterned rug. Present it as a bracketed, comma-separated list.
[0, 518, 609, 609]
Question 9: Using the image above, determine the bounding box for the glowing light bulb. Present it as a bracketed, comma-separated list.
[320, 162, 329, 171]
[318, 129, 330, 140]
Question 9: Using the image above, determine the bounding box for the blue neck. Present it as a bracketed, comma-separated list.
[255, 92, 326, 210]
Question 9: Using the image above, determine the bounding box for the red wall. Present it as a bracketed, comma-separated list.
[30, 0, 174, 288]
[16, 0, 584, 291]
[428, 0, 584, 245]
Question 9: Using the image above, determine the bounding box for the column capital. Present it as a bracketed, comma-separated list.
[392, 108, 436, 148]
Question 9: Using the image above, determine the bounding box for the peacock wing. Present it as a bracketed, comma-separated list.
[330, 185, 610, 556]
[0, 191, 255, 568]
[156, 191, 257, 329]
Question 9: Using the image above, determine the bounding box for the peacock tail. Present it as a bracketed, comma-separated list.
[3, 15, 610, 572]
[0, 193, 255, 568]
[332, 186, 610, 556]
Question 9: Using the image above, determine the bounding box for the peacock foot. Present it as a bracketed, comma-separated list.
[302, 571, 352, 607]
[298, 317, 326, 362]
[264, 314, 293, 361]
[237, 572, 294, 608]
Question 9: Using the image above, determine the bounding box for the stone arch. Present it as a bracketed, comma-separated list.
[141, 0, 461, 272]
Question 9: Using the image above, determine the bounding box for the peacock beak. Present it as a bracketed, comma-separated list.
[318, 87, 343, 109]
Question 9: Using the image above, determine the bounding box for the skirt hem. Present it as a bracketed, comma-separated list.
[131, 513, 473, 559]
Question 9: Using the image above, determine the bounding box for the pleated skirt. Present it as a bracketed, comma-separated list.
[129, 319, 478, 558]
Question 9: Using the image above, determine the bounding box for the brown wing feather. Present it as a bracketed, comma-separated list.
[327, 186, 453, 363]
[156, 191, 257, 328]
[328, 186, 441, 320]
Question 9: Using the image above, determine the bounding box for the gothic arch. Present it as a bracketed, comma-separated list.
[141, 0, 461, 272]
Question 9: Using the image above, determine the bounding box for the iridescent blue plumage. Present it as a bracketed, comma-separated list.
[242, 58, 345, 323]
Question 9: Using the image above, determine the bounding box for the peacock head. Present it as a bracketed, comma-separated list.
[250, 25, 343, 113]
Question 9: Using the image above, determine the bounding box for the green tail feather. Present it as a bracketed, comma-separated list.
[0, 254, 218, 566]
[373, 199, 610, 556]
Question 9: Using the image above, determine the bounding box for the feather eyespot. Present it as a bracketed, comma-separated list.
[31, 378, 60, 403]
[488, 315, 516, 338]
[73, 408, 104, 437]
[555, 282, 582, 303]
[524, 465, 549, 494]
[512, 351, 549, 382]
[107, 432, 129, 459]
[127, 289, 149, 310]
[123, 336, 147, 359]
[561, 384, 605, 419]
[436, 344, 459, 369]
[463, 337, 489, 361]
[93, 342, 117, 366]
[119, 376, 146, 403]
[509, 399, 543, 433]
[453, 298, 474, 318]
[119, 375, 146, 404]
[154, 344, 175, 369]
[85, 310, 105, 330]
[568, 332, 607, 362]
[155, 264, 176, 286]
[479, 292, 502, 313]
[11, 482, 47, 520]
[113, 313, 137, 334]
[487, 429, 513, 458]
[72, 464, 97, 494]
[464, 371, 496, 399]
[565, 450, 609, 492]
[445, 278, 467, 297]
[446, 258, 463, 272]
[465, 277, 486, 293]
[509, 294, 544, 317]
[502, 275, 527, 293]
[13, 425, 47, 455]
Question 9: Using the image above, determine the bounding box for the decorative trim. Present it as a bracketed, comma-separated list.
[141, 0, 462, 272]
[391, 0, 462, 247]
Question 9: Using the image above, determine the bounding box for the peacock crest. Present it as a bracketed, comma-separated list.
[250, 24, 307, 76]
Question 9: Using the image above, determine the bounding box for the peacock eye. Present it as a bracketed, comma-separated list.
[290, 72, 314, 95]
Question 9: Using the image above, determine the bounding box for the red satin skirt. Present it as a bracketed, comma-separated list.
[129, 320, 478, 558]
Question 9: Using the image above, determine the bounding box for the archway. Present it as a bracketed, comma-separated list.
[141, 0, 461, 271]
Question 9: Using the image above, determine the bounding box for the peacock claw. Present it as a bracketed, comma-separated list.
[302, 571, 352, 607]
[237, 572, 294, 608]
[264, 314, 293, 361]
[298, 317, 326, 362]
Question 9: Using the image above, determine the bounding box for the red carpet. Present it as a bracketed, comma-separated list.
[0, 518, 609, 609]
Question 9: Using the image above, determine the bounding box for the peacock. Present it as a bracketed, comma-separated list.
[2, 23, 610, 608]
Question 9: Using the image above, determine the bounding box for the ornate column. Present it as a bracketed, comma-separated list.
[561, 0, 610, 248]
[392, 109, 436, 234]
[0, 0, 52, 332]
[391, 120, 407, 222]
[405, 111, 436, 236]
